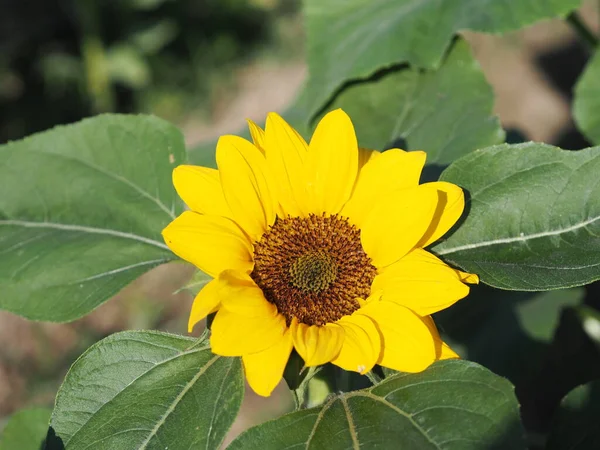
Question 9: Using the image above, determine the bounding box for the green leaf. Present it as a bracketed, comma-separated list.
[434, 142, 600, 290]
[574, 49, 600, 144]
[517, 288, 584, 342]
[50, 330, 243, 450]
[0, 407, 51, 450]
[176, 268, 211, 296]
[304, 0, 581, 113]
[320, 39, 503, 166]
[228, 360, 526, 450]
[0, 115, 183, 322]
[547, 381, 600, 449]
[578, 305, 600, 348]
[523, 307, 600, 430]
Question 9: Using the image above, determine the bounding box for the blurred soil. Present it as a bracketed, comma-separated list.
[1, 0, 599, 444]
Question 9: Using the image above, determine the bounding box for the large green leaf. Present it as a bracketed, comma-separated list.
[0, 407, 51, 450]
[574, 49, 600, 144]
[49, 330, 243, 450]
[547, 381, 600, 449]
[304, 0, 581, 113]
[228, 360, 525, 449]
[0, 115, 183, 322]
[321, 39, 503, 166]
[434, 143, 600, 290]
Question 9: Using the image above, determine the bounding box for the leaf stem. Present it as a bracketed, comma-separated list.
[567, 11, 598, 50]
[292, 366, 321, 410]
[366, 370, 382, 385]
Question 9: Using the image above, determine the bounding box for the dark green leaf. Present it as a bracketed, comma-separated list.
[50, 330, 243, 450]
[0, 115, 183, 321]
[229, 360, 525, 450]
[0, 407, 51, 450]
[515, 307, 600, 433]
[320, 39, 503, 166]
[434, 143, 600, 290]
[547, 381, 600, 449]
[436, 286, 583, 386]
[574, 49, 600, 144]
[547, 380, 600, 450]
[304, 0, 581, 114]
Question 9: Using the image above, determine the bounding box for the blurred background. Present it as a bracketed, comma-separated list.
[0, 0, 599, 445]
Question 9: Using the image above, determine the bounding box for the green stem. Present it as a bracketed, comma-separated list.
[567, 11, 598, 50]
[366, 370, 382, 386]
[292, 366, 321, 410]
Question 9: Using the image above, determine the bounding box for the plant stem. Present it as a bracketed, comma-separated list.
[292, 366, 321, 410]
[567, 11, 598, 50]
[366, 370, 382, 385]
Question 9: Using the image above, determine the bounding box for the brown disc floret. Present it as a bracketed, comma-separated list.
[251, 214, 377, 326]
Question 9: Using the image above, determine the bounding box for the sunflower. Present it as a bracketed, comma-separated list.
[163, 109, 478, 397]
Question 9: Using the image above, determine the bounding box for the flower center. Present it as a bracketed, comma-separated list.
[251, 214, 377, 326]
[289, 251, 337, 292]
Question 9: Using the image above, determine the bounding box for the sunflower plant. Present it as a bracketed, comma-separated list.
[2, 1, 600, 450]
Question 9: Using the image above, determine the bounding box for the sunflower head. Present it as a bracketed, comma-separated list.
[163, 109, 478, 397]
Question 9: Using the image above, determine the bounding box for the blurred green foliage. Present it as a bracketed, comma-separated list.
[0, 0, 299, 143]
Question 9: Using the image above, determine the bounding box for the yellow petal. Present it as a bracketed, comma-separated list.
[247, 119, 266, 153]
[360, 185, 438, 268]
[172, 165, 231, 217]
[292, 320, 344, 366]
[162, 211, 253, 278]
[332, 314, 381, 374]
[421, 315, 460, 360]
[459, 271, 479, 284]
[358, 147, 380, 170]
[218, 270, 279, 318]
[211, 307, 286, 356]
[359, 300, 436, 372]
[243, 329, 293, 397]
[188, 278, 221, 333]
[264, 112, 309, 217]
[216, 135, 277, 240]
[417, 181, 465, 248]
[373, 249, 471, 316]
[341, 150, 426, 227]
[439, 342, 460, 359]
[306, 109, 358, 214]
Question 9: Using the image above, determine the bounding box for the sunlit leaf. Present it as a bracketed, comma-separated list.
[304, 0, 581, 113]
[435, 142, 600, 290]
[574, 48, 600, 144]
[50, 331, 243, 450]
[319, 39, 503, 166]
[0, 115, 183, 321]
[0, 407, 51, 450]
[229, 360, 526, 449]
